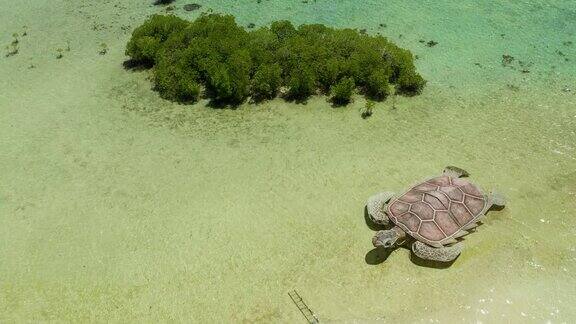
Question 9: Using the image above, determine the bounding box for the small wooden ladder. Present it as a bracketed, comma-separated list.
[288, 290, 319, 324]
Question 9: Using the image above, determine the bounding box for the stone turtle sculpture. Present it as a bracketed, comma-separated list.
[366, 166, 506, 262]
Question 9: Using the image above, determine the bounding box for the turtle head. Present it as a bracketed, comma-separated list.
[372, 228, 403, 248]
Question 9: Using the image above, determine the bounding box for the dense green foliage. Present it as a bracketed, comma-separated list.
[125, 15, 188, 64]
[331, 77, 355, 104]
[251, 63, 282, 100]
[126, 14, 425, 105]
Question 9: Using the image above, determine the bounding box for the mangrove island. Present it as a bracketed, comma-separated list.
[125, 14, 426, 106]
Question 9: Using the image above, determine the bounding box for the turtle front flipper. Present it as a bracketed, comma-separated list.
[411, 241, 463, 262]
[366, 191, 395, 225]
[443, 166, 470, 178]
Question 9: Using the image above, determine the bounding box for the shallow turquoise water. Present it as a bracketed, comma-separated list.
[1, 0, 575, 322]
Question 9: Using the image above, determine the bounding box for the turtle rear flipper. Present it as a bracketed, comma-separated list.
[443, 166, 470, 178]
[489, 190, 506, 208]
[412, 241, 463, 262]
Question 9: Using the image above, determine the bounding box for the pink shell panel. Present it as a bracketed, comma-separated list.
[387, 175, 487, 246]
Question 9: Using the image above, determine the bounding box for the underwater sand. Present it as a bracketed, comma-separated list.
[1, 0, 575, 322]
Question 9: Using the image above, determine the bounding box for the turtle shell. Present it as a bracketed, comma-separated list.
[387, 175, 487, 247]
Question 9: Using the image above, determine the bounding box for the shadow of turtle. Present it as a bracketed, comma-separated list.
[365, 248, 393, 265]
[409, 252, 458, 269]
[489, 205, 505, 212]
[365, 245, 459, 268]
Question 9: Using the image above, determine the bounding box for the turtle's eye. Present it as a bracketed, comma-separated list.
[384, 241, 392, 248]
